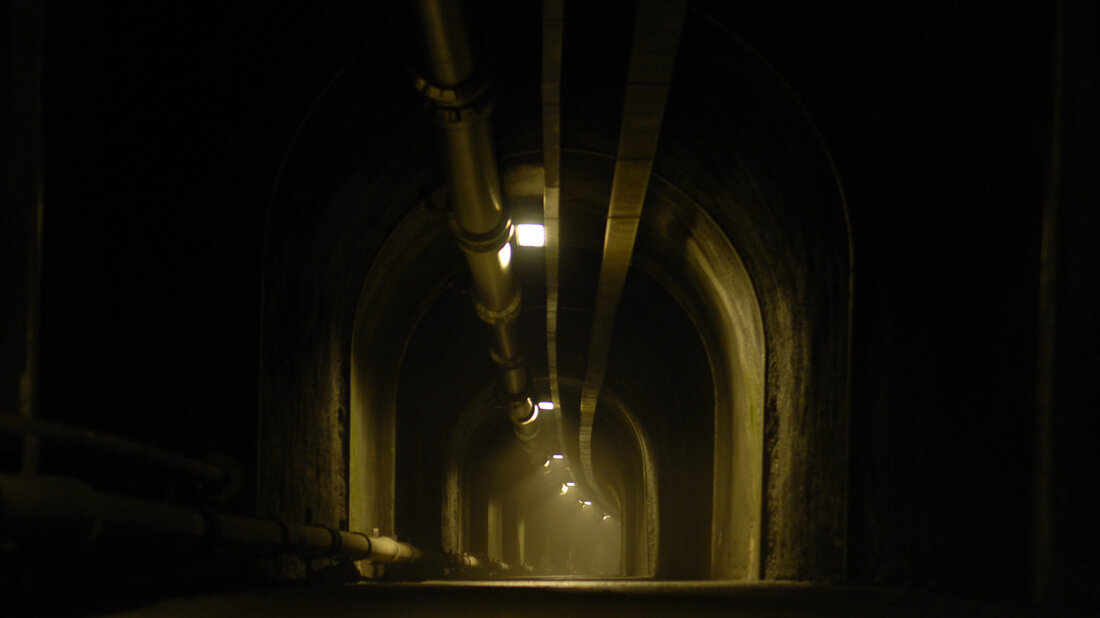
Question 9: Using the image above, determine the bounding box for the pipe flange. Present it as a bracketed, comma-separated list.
[351, 532, 373, 561]
[476, 289, 522, 326]
[413, 68, 491, 108]
[324, 526, 343, 557]
[429, 95, 494, 128]
[450, 215, 512, 255]
[413, 66, 495, 128]
[489, 345, 525, 369]
[513, 420, 540, 444]
[507, 396, 537, 425]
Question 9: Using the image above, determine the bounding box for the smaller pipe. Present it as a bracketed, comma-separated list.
[0, 474, 423, 564]
[0, 414, 225, 485]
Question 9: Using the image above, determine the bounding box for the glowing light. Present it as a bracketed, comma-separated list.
[497, 242, 512, 268]
[537, 401, 555, 411]
[516, 223, 546, 247]
[582, 500, 592, 507]
[565, 481, 575, 487]
[603, 514, 612, 521]
[551, 453, 564, 460]
[560, 483, 569, 495]
[543, 459, 550, 468]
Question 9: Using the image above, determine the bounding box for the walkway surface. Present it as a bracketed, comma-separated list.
[105, 579, 1092, 617]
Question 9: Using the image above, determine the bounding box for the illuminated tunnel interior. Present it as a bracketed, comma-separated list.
[273, 0, 848, 584]
[4, 0, 1099, 616]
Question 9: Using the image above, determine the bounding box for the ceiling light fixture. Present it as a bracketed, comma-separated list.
[516, 223, 545, 247]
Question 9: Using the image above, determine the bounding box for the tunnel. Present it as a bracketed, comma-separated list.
[3, 0, 1100, 616]
[260, 0, 847, 583]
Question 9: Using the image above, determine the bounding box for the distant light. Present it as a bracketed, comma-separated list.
[497, 242, 512, 268]
[537, 401, 555, 411]
[582, 500, 592, 507]
[603, 514, 611, 521]
[565, 481, 575, 487]
[560, 483, 569, 495]
[551, 454, 564, 460]
[543, 459, 550, 468]
[516, 223, 546, 247]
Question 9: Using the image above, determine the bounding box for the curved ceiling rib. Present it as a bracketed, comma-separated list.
[577, 0, 687, 505]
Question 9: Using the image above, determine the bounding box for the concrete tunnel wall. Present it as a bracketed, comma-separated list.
[258, 5, 849, 581]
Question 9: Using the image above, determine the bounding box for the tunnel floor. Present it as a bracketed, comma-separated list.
[104, 580, 1074, 617]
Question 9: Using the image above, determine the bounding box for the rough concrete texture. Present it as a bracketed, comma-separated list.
[658, 12, 851, 581]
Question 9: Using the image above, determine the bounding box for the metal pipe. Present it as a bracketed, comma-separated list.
[0, 414, 226, 485]
[414, 0, 537, 439]
[415, 0, 475, 87]
[0, 474, 423, 563]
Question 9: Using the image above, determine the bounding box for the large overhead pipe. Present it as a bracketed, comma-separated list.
[414, 0, 537, 443]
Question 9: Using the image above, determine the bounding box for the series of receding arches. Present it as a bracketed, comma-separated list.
[260, 5, 850, 581]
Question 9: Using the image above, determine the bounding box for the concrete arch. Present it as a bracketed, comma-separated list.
[258, 3, 850, 582]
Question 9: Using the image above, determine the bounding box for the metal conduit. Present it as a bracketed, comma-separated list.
[414, 0, 537, 442]
[576, 0, 687, 501]
[0, 474, 424, 563]
[542, 0, 567, 453]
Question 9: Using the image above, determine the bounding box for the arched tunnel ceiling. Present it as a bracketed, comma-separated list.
[259, 0, 850, 582]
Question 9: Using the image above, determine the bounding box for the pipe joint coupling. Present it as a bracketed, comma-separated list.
[507, 396, 537, 425]
[413, 67, 490, 108]
[449, 215, 512, 255]
[414, 69, 495, 128]
[513, 418, 540, 443]
[476, 289, 522, 326]
[489, 346, 524, 369]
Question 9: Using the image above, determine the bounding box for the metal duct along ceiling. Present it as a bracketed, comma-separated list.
[414, 0, 539, 445]
[541, 0, 566, 457]
[577, 0, 687, 506]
